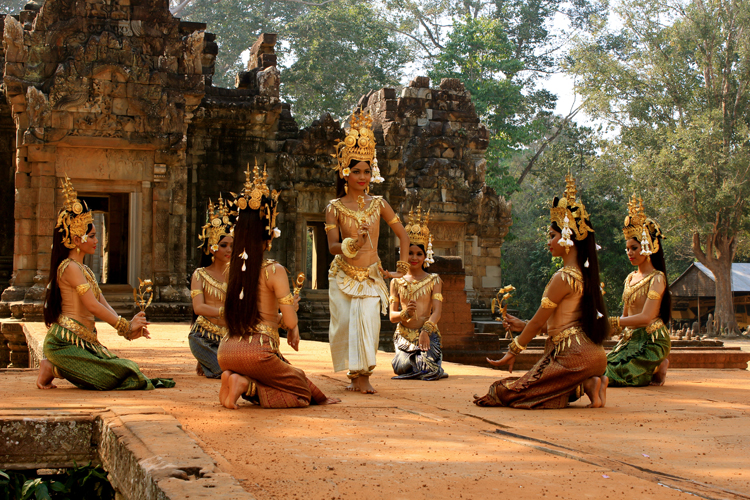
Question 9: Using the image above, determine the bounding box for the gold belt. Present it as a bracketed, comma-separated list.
[195, 316, 228, 341]
[331, 255, 374, 282]
[549, 325, 590, 357]
[57, 315, 100, 346]
[223, 323, 280, 350]
[615, 318, 667, 351]
[395, 324, 441, 343]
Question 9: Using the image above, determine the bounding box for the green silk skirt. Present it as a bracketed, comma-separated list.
[43, 321, 175, 391]
[605, 323, 670, 387]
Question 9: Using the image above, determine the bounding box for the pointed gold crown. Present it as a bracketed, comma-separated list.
[405, 204, 431, 246]
[623, 194, 662, 255]
[198, 195, 234, 255]
[550, 174, 594, 251]
[56, 175, 93, 249]
[332, 108, 384, 183]
[230, 160, 280, 239]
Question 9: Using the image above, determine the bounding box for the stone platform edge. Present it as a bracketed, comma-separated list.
[0, 406, 253, 500]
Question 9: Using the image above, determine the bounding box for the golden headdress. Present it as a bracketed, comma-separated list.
[550, 174, 594, 252]
[56, 175, 93, 249]
[229, 160, 280, 242]
[198, 195, 234, 255]
[405, 204, 435, 267]
[333, 108, 384, 183]
[623, 195, 662, 255]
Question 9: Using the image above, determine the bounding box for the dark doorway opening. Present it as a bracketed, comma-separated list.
[79, 193, 130, 284]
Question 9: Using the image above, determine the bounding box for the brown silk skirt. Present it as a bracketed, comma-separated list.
[474, 329, 607, 409]
[217, 334, 327, 408]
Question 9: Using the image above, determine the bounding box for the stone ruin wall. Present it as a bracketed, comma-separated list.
[0, 0, 511, 321]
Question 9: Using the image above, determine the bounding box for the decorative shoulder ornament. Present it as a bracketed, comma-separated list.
[550, 174, 594, 253]
[332, 108, 384, 183]
[404, 203, 434, 267]
[623, 195, 662, 255]
[56, 175, 93, 249]
[198, 195, 234, 255]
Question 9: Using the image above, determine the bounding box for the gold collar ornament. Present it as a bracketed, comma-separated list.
[550, 174, 594, 253]
[623, 195, 662, 255]
[405, 204, 434, 267]
[333, 108, 384, 183]
[56, 175, 94, 249]
[198, 195, 234, 255]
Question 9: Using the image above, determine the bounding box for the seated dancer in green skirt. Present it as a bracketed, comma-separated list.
[606, 196, 671, 387]
[36, 176, 174, 391]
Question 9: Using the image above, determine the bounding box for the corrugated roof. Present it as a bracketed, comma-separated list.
[692, 262, 750, 292]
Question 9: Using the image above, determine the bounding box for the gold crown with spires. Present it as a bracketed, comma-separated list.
[405, 204, 435, 266]
[56, 175, 93, 249]
[198, 195, 234, 255]
[230, 160, 280, 240]
[550, 174, 594, 252]
[623, 194, 662, 255]
[332, 108, 384, 183]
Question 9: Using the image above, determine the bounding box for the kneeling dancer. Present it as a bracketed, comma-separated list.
[606, 196, 671, 386]
[218, 163, 340, 408]
[473, 175, 609, 408]
[37, 176, 174, 391]
[389, 205, 447, 380]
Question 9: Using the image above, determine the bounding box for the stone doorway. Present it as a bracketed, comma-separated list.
[79, 194, 130, 285]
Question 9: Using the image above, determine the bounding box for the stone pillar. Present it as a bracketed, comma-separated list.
[1, 321, 28, 368]
[429, 256, 473, 351]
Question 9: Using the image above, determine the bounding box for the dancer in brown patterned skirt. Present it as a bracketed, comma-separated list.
[217, 163, 340, 409]
[473, 174, 610, 409]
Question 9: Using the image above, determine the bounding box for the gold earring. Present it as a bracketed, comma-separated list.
[365, 185, 370, 195]
[344, 184, 348, 194]
[211, 255, 215, 262]
[76, 247, 80, 254]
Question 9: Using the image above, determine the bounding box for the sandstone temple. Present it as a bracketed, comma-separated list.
[0, 0, 512, 327]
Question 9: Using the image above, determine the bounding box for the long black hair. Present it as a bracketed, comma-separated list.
[224, 209, 272, 338]
[44, 223, 93, 327]
[628, 235, 672, 324]
[551, 218, 610, 345]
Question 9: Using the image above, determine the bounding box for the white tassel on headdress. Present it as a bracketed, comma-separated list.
[239, 287, 244, 300]
[640, 229, 653, 256]
[425, 235, 435, 267]
[584, 259, 590, 268]
[596, 310, 604, 318]
[596, 243, 602, 251]
[240, 249, 248, 272]
[559, 215, 575, 250]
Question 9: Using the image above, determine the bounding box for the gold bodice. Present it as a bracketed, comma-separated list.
[192, 267, 227, 326]
[393, 273, 441, 328]
[57, 259, 100, 331]
[622, 270, 665, 317]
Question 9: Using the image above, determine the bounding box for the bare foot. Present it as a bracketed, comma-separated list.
[345, 378, 360, 392]
[599, 375, 609, 407]
[219, 370, 233, 406]
[583, 376, 602, 408]
[196, 362, 205, 377]
[320, 397, 342, 405]
[358, 376, 377, 394]
[650, 359, 669, 386]
[222, 373, 250, 409]
[36, 360, 57, 390]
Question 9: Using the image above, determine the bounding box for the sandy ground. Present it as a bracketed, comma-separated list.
[3, 322, 750, 500]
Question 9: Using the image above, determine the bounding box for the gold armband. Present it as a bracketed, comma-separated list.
[396, 260, 409, 275]
[647, 290, 662, 300]
[508, 337, 527, 356]
[219, 306, 225, 319]
[190, 289, 203, 299]
[541, 297, 557, 309]
[431, 293, 444, 302]
[387, 215, 401, 225]
[422, 321, 438, 334]
[76, 284, 91, 296]
[324, 223, 338, 233]
[115, 316, 132, 339]
[389, 295, 398, 304]
[341, 238, 359, 259]
[278, 293, 294, 305]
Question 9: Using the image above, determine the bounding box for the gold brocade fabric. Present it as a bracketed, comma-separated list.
[195, 315, 228, 342]
[622, 270, 665, 308]
[393, 274, 441, 301]
[56, 315, 101, 346]
[395, 324, 441, 342]
[223, 323, 280, 351]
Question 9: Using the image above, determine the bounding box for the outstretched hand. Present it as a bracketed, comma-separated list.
[287, 325, 300, 351]
[487, 352, 516, 373]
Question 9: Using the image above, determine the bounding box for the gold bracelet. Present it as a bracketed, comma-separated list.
[115, 316, 131, 338]
[341, 237, 359, 258]
[508, 337, 526, 356]
[399, 309, 412, 321]
[609, 316, 622, 333]
[422, 321, 437, 334]
[396, 260, 409, 274]
[218, 306, 225, 319]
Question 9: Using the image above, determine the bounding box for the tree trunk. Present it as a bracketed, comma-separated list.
[692, 232, 738, 335]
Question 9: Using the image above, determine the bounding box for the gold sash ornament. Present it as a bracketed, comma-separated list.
[223, 323, 280, 351]
[613, 318, 666, 352]
[550, 325, 591, 357]
[195, 316, 228, 342]
[395, 323, 441, 343]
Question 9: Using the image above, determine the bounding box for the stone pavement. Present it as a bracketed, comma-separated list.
[2, 322, 749, 499]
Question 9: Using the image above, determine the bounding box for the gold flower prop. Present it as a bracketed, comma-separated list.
[491, 285, 516, 324]
[293, 272, 306, 296]
[133, 278, 154, 312]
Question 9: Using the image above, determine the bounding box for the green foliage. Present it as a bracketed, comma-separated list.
[0, 463, 114, 500]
